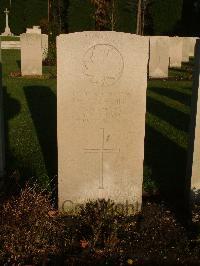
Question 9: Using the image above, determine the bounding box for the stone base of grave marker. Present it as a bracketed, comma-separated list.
[1, 27, 13, 36]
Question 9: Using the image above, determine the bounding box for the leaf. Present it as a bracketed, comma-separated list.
[80, 240, 89, 249]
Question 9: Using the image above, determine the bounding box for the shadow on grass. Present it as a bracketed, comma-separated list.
[170, 67, 193, 76]
[24, 86, 57, 202]
[145, 87, 192, 221]
[1, 87, 27, 197]
[147, 97, 190, 132]
[144, 124, 188, 213]
[182, 60, 194, 68]
[149, 86, 191, 107]
[16, 60, 21, 70]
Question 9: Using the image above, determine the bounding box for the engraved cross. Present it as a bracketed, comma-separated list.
[84, 128, 120, 189]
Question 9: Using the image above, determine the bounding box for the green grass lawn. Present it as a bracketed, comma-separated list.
[2, 50, 56, 187]
[0, 36, 20, 41]
[1, 50, 193, 206]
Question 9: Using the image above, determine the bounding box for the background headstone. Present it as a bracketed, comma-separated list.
[182, 37, 191, 62]
[0, 40, 5, 178]
[26, 26, 41, 34]
[188, 37, 198, 57]
[25, 28, 48, 61]
[20, 33, 42, 76]
[169, 37, 182, 68]
[57, 31, 148, 214]
[149, 36, 170, 78]
[187, 39, 200, 191]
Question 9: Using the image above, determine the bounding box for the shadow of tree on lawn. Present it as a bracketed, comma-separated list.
[24, 86, 57, 204]
[145, 83, 192, 222]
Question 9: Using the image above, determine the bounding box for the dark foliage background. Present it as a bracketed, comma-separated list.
[1, 0, 199, 36]
[0, 0, 48, 35]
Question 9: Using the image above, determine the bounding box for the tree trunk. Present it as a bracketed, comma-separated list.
[136, 0, 142, 35]
[141, 1, 145, 35]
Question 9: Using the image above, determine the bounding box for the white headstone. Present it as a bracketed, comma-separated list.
[188, 37, 198, 57]
[149, 36, 170, 78]
[25, 29, 48, 61]
[0, 41, 5, 178]
[57, 31, 148, 214]
[26, 26, 41, 34]
[182, 37, 191, 62]
[26, 28, 33, 33]
[169, 37, 182, 68]
[20, 33, 42, 76]
[33, 26, 40, 30]
[187, 40, 200, 191]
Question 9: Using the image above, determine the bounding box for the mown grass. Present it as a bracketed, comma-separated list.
[1, 50, 194, 206]
[145, 58, 194, 207]
[2, 50, 56, 187]
[0, 36, 20, 41]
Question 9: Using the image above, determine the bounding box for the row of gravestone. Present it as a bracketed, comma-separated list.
[1, 31, 200, 215]
[150, 36, 197, 78]
[20, 34, 198, 79]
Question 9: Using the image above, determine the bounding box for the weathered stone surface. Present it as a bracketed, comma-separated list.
[182, 37, 191, 62]
[20, 33, 42, 76]
[0, 41, 5, 178]
[26, 26, 41, 34]
[149, 36, 170, 78]
[57, 31, 148, 214]
[187, 39, 200, 191]
[169, 37, 182, 68]
[188, 37, 198, 57]
[25, 29, 48, 61]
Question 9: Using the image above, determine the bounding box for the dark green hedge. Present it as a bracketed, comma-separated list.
[68, 0, 137, 33]
[60, 0, 184, 35]
[0, 0, 48, 35]
[150, 0, 183, 36]
[0, 0, 193, 37]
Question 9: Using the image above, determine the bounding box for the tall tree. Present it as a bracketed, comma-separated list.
[182, 0, 200, 36]
[136, 0, 142, 34]
[49, 0, 69, 38]
[90, 0, 117, 30]
[136, 0, 153, 35]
